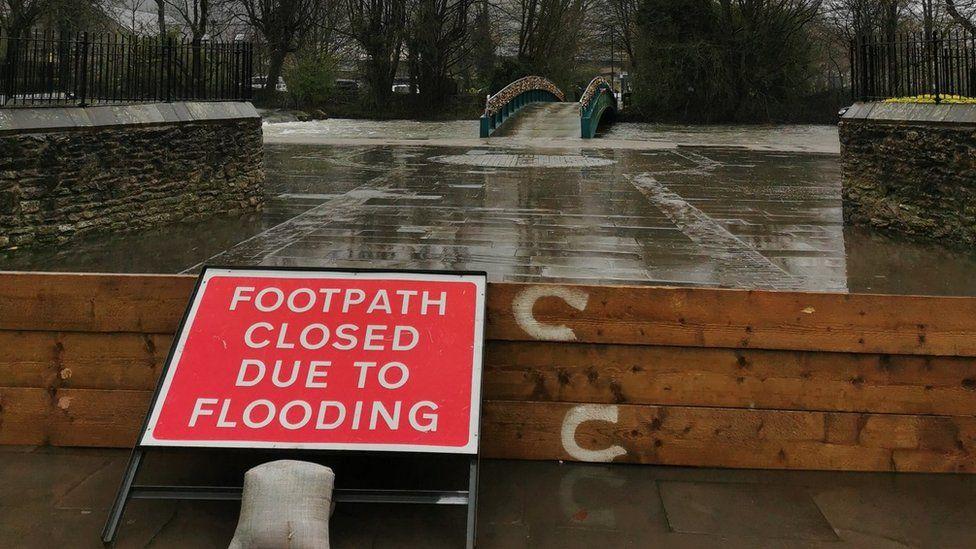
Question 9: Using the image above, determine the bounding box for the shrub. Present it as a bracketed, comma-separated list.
[283, 50, 337, 108]
[884, 94, 976, 104]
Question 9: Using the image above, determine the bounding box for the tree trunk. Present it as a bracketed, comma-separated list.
[946, 0, 976, 35]
[923, 0, 934, 41]
[419, 51, 450, 108]
[263, 47, 287, 103]
[366, 57, 394, 108]
[155, 0, 167, 35]
[6, 12, 32, 41]
[409, 48, 418, 95]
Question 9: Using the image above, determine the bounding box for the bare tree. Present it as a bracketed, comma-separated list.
[1, 0, 49, 37]
[167, 1, 215, 95]
[945, 0, 976, 32]
[167, 0, 211, 40]
[156, 0, 167, 33]
[517, 0, 588, 64]
[713, 0, 825, 117]
[824, 0, 884, 38]
[165, 0, 237, 39]
[606, 0, 638, 69]
[231, 0, 326, 100]
[406, 0, 472, 105]
[496, 0, 590, 90]
[469, 0, 495, 85]
[344, 0, 407, 106]
[302, 0, 345, 55]
[99, 0, 150, 33]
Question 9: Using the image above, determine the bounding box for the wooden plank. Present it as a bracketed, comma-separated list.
[486, 283, 976, 356]
[0, 332, 172, 391]
[0, 272, 194, 333]
[10, 334, 976, 418]
[4, 272, 976, 355]
[0, 332, 59, 390]
[481, 400, 976, 473]
[0, 388, 972, 473]
[484, 341, 976, 416]
[48, 389, 150, 447]
[0, 387, 51, 445]
[0, 387, 149, 448]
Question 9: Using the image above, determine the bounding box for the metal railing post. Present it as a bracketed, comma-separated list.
[244, 42, 252, 100]
[933, 31, 941, 103]
[244, 42, 253, 100]
[77, 32, 89, 106]
[165, 36, 173, 102]
[233, 41, 240, 100]
[1, 28, 12, 106]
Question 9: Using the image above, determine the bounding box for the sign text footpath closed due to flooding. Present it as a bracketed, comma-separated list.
[141, 268, 487, 454]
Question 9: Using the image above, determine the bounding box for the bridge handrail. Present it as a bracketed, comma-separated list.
[484, 76, 565, 117]
[579, 76, 614, 116]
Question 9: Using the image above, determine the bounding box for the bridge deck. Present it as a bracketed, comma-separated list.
[491, 102, 580, 139]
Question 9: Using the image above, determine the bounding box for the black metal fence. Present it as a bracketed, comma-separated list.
[0, 29, 253, 108]
[851, 31, 976, 102]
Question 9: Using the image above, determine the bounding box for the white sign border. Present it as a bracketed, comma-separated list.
[140, 267, 486, 455]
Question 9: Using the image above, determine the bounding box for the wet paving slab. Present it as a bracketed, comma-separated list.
[3, 446, 975, 548]
[3, 141, 976, 296]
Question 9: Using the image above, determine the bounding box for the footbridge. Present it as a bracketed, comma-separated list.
[479, 76, 616, 139]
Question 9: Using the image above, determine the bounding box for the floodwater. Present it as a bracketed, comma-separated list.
[4, 121, 976, 296]
[4, 447, 975, 547]
[261, 116, 841, 154]
[265, 116, 479, 140]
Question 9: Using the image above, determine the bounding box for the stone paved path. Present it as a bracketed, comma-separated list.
[4, 446, 975, 548]
[4, 139, 976, 295]
[629, 173, 798, 289]
[188, 144, 848, 291]
[491, 102, 582, 139]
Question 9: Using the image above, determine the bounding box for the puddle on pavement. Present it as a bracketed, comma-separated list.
[430, 153, 616, 168]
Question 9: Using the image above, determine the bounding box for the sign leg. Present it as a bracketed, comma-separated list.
[465, 457, 479, 549]
[101, 449, 144, 545]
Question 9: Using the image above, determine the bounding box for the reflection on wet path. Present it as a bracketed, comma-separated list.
[4, 447, 974, 548]
[3, 143, 976, 296]
[603, 123, 840, 153]
[188, 145, 848, 289]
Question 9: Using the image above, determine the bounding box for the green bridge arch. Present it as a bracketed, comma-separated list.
[579, 76, 617, 139]
[479, 76, 565, 138]
[479, 75, 617, 139]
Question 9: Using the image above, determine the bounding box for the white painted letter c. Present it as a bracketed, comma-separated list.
[512, 286, 589, 341]
[561, 404, 627, 463]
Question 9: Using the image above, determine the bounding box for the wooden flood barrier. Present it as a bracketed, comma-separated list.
[1, 272, 975, 473]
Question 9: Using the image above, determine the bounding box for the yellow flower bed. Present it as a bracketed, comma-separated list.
[884, 94, 976, 104]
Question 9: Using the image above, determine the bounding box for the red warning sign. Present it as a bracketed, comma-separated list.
[141, 268, 486, 454]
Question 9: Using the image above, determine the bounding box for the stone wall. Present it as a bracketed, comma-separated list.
[839, 102, 976, 248]
[0, 102, 264, 249]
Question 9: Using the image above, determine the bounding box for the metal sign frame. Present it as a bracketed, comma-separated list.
[102, 266, 486, 548]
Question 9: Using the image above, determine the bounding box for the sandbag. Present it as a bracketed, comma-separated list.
[228, 460, 334, 549]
